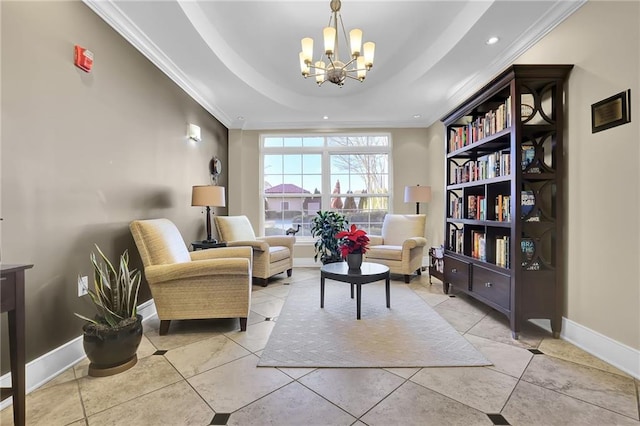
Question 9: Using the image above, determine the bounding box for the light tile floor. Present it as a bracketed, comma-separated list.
[2, 268, 639, 426]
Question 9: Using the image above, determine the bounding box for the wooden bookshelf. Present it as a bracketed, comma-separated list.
[440, 64, 573, 339]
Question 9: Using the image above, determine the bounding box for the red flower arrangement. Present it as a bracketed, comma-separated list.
[336, 224, 370, 257]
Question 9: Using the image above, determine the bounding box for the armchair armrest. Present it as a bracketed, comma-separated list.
[190, 246, 252, 262]
[368, 235, 384, 246]
[402, 237, 428, 250]
[226, 240, 269, 252]
[145, 258, 251, 284]
[259, 235, 296, 248]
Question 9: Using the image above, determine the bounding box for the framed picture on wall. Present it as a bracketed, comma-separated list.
[591, 89, 631, 133]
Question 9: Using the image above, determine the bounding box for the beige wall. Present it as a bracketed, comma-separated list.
[0, 1, 228, 372]
[229, 128, 441, 260]
[514, 0, 640, 350]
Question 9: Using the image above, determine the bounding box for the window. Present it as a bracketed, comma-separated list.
[261, 134, 392, 239]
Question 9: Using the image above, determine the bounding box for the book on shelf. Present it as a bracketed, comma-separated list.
[495, 194, 511, 222]
[471, 231, 486, 261]
[448, 96, 512, 152]
[467, 195, 486, 220]
[449, 228, 464, 254]
[467, 195, 477, 219]
[521, 238, 540, 270]
[495, 236, 510, 268]
[521, 190, 540, 221]
[521, 145, 542, 173]
[450, 197, 463, 219]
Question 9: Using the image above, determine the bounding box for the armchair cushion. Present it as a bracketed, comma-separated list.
[215, 215, 257, 241]
[381, 214, 427, 246]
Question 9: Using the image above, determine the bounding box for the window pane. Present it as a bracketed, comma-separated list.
[303, 137, 324, 147]
[283, 137, 303, 147]
[264, 175, 284, 189]
[283, 155, 302, 174]
[264, 137, 283, 147]
[302, 154, 322, 174]
[264, 155, 283, 174]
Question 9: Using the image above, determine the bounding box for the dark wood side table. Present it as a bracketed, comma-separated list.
[320, 262, 390, 319]
[1, 263, 33, 426]
[191, 241, 227, 251]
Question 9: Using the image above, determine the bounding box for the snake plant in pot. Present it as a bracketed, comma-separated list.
[75, 245, 143, 377]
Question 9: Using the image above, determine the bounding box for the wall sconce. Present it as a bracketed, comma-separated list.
[187, 123, 201, 142]
[404, 184, 431, 214]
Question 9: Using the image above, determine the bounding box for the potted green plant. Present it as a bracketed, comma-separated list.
[310, 210, 348, 264]
[75, 245, 143, 377]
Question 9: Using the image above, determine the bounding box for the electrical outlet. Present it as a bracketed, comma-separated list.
[78, 276, 88, 297]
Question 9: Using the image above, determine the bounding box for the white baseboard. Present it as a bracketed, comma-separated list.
[0, 300, 158, 410]
[560, 317, 639, 379]
[531, 317, 639, 379]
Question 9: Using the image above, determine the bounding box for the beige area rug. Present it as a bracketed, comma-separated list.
[258, 279, 491, 368]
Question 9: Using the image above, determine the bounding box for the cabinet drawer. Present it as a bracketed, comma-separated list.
[472, 265, 510, 309]
[444, 256, 470, 289]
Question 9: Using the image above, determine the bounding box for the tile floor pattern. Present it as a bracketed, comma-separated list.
[2, 268, 639, 426]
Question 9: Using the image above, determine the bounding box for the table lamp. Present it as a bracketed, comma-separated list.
[191, 185, 226, 243]
[404, 185, 431, 214]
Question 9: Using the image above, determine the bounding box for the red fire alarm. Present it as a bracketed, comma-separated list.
[74, 45, 94, 72]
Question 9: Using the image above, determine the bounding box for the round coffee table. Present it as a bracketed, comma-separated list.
[320, 262, 391, 319]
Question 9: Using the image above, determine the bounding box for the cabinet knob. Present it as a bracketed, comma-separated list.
[451, 268, 457, 273]
[485, 282, 492, 288]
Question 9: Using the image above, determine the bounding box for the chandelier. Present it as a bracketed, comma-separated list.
[299, 0, 375, 87]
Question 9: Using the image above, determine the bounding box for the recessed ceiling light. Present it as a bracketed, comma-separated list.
[323, 115, 329, 120]
[413, 114, 421, 119]
[486, 36, 499, 45]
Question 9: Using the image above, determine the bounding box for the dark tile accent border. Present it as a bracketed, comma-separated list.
[264, 317, 272, 321]
[487, 413, 510, 425]
[528, 349, 544, 355]
[449, 295, 456, 298]
[210, 413, 231, 425]
[153, 350, 167, 355]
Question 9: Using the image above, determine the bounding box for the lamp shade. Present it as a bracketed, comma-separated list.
[191, 185, 226, 207]
[404, 185, 431, 203]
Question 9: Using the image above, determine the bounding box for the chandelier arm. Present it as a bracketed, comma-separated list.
[341, 57, 357, 69]
[345, 74, 365, 81]
[339, 12, 350, 57]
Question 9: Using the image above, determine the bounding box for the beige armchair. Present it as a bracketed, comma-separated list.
[364, 214, 427, 283]
[214, 215, 295, 287]
[130, 218, 252, 335]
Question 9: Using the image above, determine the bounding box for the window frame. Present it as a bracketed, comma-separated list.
[260, 133, 393, 241]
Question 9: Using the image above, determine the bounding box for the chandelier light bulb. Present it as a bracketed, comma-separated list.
[299, 52, 310, 76]
[363, 41, 375, 69]
[349, 28, 362, 57]
[315, 61, 326, 84]
[323, 27, 336, 56]
[356, 56, 366, 81]
[301, 37, 314, 63]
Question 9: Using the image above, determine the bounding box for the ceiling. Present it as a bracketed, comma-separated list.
[85, 0, 584, 130]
